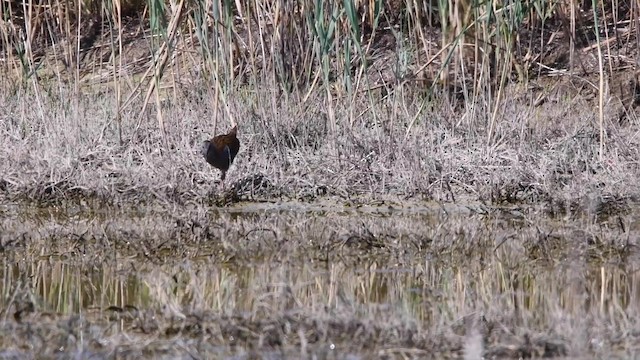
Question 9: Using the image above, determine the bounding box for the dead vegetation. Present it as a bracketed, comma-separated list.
[0, 83, 638, 222]
[0, 0, 639, 210]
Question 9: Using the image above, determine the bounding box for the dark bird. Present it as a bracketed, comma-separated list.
[201, 125, 240, 182]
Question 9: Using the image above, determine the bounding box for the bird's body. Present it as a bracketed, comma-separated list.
[201, 125, 240, 181]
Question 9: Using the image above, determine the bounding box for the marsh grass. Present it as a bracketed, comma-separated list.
[1, 0, 639, 213]
[1, 203, 638, 358]
[0, 81, 638, 221]
[1, 0, 640, 358]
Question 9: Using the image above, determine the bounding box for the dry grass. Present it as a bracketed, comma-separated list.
[0, 81, 638, 217]
[1, 0, 639, 213]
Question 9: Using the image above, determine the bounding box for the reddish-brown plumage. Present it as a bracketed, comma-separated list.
[201, 125, 240, 181]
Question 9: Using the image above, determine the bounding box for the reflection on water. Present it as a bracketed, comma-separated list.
[1, 246, 638, 327]
[0, 260, 148, 313]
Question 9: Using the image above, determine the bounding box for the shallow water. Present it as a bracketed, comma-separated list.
[0, 201, 639, 358]
[2, 254, 637, 321]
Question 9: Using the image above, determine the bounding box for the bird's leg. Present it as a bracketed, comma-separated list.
[219, 171, 227, 192]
